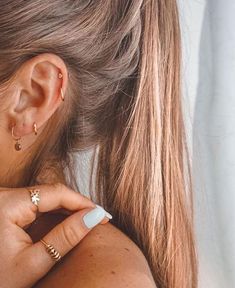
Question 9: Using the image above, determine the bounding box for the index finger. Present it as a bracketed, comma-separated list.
[6, 182, 96, 228]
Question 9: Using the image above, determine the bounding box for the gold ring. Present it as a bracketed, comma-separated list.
[40, 239, 62, 262]
[27, 188, 40, 207]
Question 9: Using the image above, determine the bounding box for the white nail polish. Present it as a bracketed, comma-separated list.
[95, 204, 113, 219]
[83, 206, 106, 229]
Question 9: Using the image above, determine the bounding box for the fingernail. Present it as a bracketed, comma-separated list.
[95, 204, 113, 219]
[83, 206, 106, 229]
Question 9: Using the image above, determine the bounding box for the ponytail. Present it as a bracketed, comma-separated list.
[92, 1, 197, 287]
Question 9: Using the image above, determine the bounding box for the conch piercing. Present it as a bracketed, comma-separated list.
[11, 124, 22, 151]
[58, 72, 65, 101]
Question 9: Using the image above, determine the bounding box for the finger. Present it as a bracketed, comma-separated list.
[46, 208, 110, 225]
[22, 205, 111, 279]
[4, 183, 96, 228]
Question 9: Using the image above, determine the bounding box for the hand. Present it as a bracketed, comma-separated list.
[0, 183, 111, 288]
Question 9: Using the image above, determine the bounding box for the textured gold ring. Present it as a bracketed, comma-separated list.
[40, 239, 62, 262]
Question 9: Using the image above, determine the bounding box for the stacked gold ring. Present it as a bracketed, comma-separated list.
[27, 187, 62, 263]
[40, 239, 62, 262]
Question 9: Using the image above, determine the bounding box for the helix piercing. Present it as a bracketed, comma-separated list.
[11, 124, 22, 151]
[58, 72, 65, 101]
[60, 88, 65, 101]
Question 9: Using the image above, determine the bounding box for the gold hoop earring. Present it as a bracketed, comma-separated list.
[58, 72, 65, 101]
[11, 124, 22, 151]
[60, 88, 65, 101]
[33, 122, 37, 135]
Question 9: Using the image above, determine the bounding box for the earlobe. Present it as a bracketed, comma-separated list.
[8, 53, 68, 138]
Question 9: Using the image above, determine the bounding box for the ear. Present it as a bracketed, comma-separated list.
[7, 53, 68, 137]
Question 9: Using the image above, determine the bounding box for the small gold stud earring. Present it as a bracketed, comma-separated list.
[33, 122, 37, 135]
[11, 124, 22, 151]
[58, 72, 63, 79]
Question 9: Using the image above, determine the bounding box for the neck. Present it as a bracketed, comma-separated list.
[0, 153, 66, 188]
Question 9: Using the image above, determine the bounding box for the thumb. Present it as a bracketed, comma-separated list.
[21, 205, 112, 283]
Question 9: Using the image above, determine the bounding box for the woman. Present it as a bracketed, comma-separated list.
[0, 0, 197, 287]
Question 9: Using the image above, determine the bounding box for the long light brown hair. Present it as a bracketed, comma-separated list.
[0, 0, 197, 287]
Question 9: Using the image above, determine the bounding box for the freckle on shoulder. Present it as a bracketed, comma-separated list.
[73, 222, 155, 281]
[69, 222, 156, 286]
[34, 222, 156, 288]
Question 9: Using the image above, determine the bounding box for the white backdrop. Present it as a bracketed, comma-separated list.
[179, 0, 235, 287]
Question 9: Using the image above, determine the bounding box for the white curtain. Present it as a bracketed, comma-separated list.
[179, 0, 235, 287]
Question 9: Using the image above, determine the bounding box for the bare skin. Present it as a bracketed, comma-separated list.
[33, 219, 156, 288]
[0, 53, 156, 287]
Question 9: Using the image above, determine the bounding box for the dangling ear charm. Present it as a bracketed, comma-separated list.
[11, 124, 22, 151]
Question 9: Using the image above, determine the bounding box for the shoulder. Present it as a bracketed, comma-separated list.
[35, 222, 156, 288]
